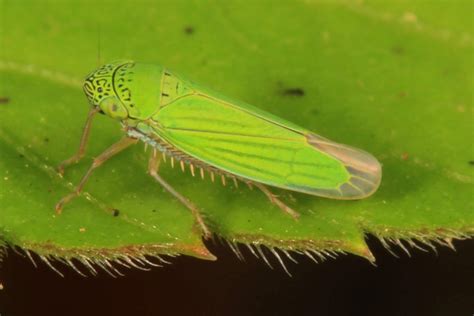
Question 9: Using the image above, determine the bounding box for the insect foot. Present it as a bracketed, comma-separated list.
[55, 192, 78, 214]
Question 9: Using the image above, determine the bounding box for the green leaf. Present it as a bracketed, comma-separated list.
[1, 0, 472, 273]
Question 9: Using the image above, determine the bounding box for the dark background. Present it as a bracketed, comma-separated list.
[0, 236, 473, 316]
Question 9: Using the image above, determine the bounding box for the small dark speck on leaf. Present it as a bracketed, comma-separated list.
[152, 209, 157, 213]
[282, 88, 305, 97]
[468, 160, 474, 166]
[44, 137, 49, 143]
[112, 209, 120, 217]
[0, 97, 10, 104]
[184, 26, 195, 35]
[391, 45, 405, 55]
[18, 154, 24, 158]
[401, 152, 409, 160]
[442, 68, 453, 76]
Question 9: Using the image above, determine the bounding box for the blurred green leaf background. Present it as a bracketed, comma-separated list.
[0, 0, 472, 270]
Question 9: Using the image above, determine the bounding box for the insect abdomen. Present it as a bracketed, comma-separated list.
[128, 125, 238, 185]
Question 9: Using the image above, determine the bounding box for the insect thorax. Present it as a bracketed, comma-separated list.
[159, 69, 195, 107]
[114, 63, 195, 119]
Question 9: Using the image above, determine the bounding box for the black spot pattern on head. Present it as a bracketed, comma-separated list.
[84, 64, 117, 104]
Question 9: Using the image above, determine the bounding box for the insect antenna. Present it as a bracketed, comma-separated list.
[97, 22, 101, 67]
[0, 2, 6, 99]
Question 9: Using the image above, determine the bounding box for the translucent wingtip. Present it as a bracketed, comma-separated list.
[307, 134, 382, 199]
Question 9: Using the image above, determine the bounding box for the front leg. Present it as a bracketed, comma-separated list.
[55, 137, 138, 213]
[148, 149, 211, 239]
[57, 107, 100, 175]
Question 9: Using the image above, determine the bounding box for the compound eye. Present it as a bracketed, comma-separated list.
[98, 96, 128, 120]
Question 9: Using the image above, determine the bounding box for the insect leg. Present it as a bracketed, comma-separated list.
[148, 151, 211, 239]
[55, 137, 138, 213]
[57, 107, 100, 175]
[253, 183, 300, 220]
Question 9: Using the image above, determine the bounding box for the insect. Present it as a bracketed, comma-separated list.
[56, 61, 382, 238]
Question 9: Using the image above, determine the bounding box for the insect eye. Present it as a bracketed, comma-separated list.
[97, 87, 103, 93]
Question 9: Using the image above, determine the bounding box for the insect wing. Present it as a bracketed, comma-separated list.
[154, 93, 381, 199]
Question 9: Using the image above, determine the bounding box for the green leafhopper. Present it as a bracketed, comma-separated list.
[56, 61, 382, 238]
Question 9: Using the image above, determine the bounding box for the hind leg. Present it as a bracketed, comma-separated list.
[148, 149, 211, 239]
[253, 182, 300, 219]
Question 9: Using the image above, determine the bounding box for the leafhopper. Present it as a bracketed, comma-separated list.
[56, 61, 382, 238]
